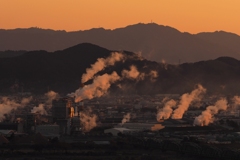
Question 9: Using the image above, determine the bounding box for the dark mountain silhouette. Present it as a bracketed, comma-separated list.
[196, 31, 240, 54]
[0, 50, 26, 58]
[1, 23, 240, 63]
[1, 43, 240, 96]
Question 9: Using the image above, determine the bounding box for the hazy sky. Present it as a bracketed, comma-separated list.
[1, 0, 240, 35]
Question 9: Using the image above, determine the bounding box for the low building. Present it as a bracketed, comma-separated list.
[36, 125, 60, 138]
[0, 130, 15, 138]
[121, 123, 161, 131]
[104, 128, 135, 136]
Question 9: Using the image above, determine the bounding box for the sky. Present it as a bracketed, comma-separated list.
[1, 0, 240, 35]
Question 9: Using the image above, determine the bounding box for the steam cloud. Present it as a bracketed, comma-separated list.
[80, 109, 97, 132]
[31, 91, 59, 115]
[0, 96, 32, 120]
[81, 52, 124, 83]
[194, 98, 228, 126]
[121, 113, 131, 125]
[157, 99, 177, 121]
[45, 90, 59, 108]
[69, 53, 158, 103]
[122, 65, 145, 81]
[149, 70, 158, 82]
[232, 96, 240, 109]
[122, 65, 158, 81]
[73, 72, 120, 102]
[31, 104, 47, 115]
[171, 84, 206, 119]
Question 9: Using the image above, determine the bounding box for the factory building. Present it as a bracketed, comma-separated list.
[36, 125, 60, 138]
[121, 123, 161, 130]
[52, 97, 74, 120]
[104, 128, 135, 136]
[51, 97, 84, 135]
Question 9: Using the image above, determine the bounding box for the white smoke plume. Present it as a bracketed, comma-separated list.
[149, 70, 158, 82]
[31, 91, 59, 115]
[171, 84, 206, 119]
[45, 90, 59, 109]
[0, 96, 32, 120]
[122, 66, 158, 82]
[194, 98, 228, 126]
[31, 104, 47, 115]
[232, 96, 240, 110]
[80, 109, 97, 132]
[121, 113, 131, 125]
[73, 72, 120, 103]
[121, 65, 145, 81]
[157, 99, 176, 121]
[161, 59, 168, 70]
[81, 52, 124, 83]
[21, 97, 33, 105]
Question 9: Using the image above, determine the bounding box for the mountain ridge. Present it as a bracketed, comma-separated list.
[1, 23, 240, 63]
[1, 43, 240, 96]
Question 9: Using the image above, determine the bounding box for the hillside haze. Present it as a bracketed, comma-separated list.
[1, 23, 240, 63]
[1, 43, 240, 96]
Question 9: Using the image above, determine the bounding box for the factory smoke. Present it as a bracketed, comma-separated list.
[232, 96, 240, 109]
[194, 98, 228, 126]
[72, 72, 120, 102]
[149, 70, 158, 82]
[121, 65, 158, 81]
[81, 52, 124, 83]
[122, 65, 145, 81]
[45, 90, 59, 108]
[31, 90, 59, 115]
[171, 84, 206, 119]
[79, 109, 97, 132]
[21, 97, 33, 105]
[0, 96, 32, 120]
[31, 104, 47, 115]
[121, 113, 131, 125]
[157, 99, 177, 121]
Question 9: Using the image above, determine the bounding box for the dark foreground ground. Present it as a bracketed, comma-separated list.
[0, 148, 225, 160]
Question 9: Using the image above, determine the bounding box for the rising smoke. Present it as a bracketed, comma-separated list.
[31, 104, 47, 115]
[121, 113, 131, 125]
[31, 90, 59, 115]
[194, 98, 228, 126]
[81, 52, 124, 83]
[232, 96, 240, 110]
[69, 52, 159, 102]
[73, 72, 120, 102]
[121, 65, 158, 81]
[0, 96, 32, 120]
[171, 84, 206, 119]
[122, 65, 145, 81]
[157, 99, 177, 121]
[79, 108, 97, 132]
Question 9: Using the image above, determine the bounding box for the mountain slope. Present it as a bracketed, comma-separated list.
[1, 23, 240, 63]
[196, 31, 240, 54]
[1, 43, 240, 95]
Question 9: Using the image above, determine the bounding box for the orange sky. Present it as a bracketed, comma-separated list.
[1, 0, 240, 35]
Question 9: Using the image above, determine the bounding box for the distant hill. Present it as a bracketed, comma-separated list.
[1, 23, 240, 63]
[196, 31, 240, 54]
[1, 43, 240, 96]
